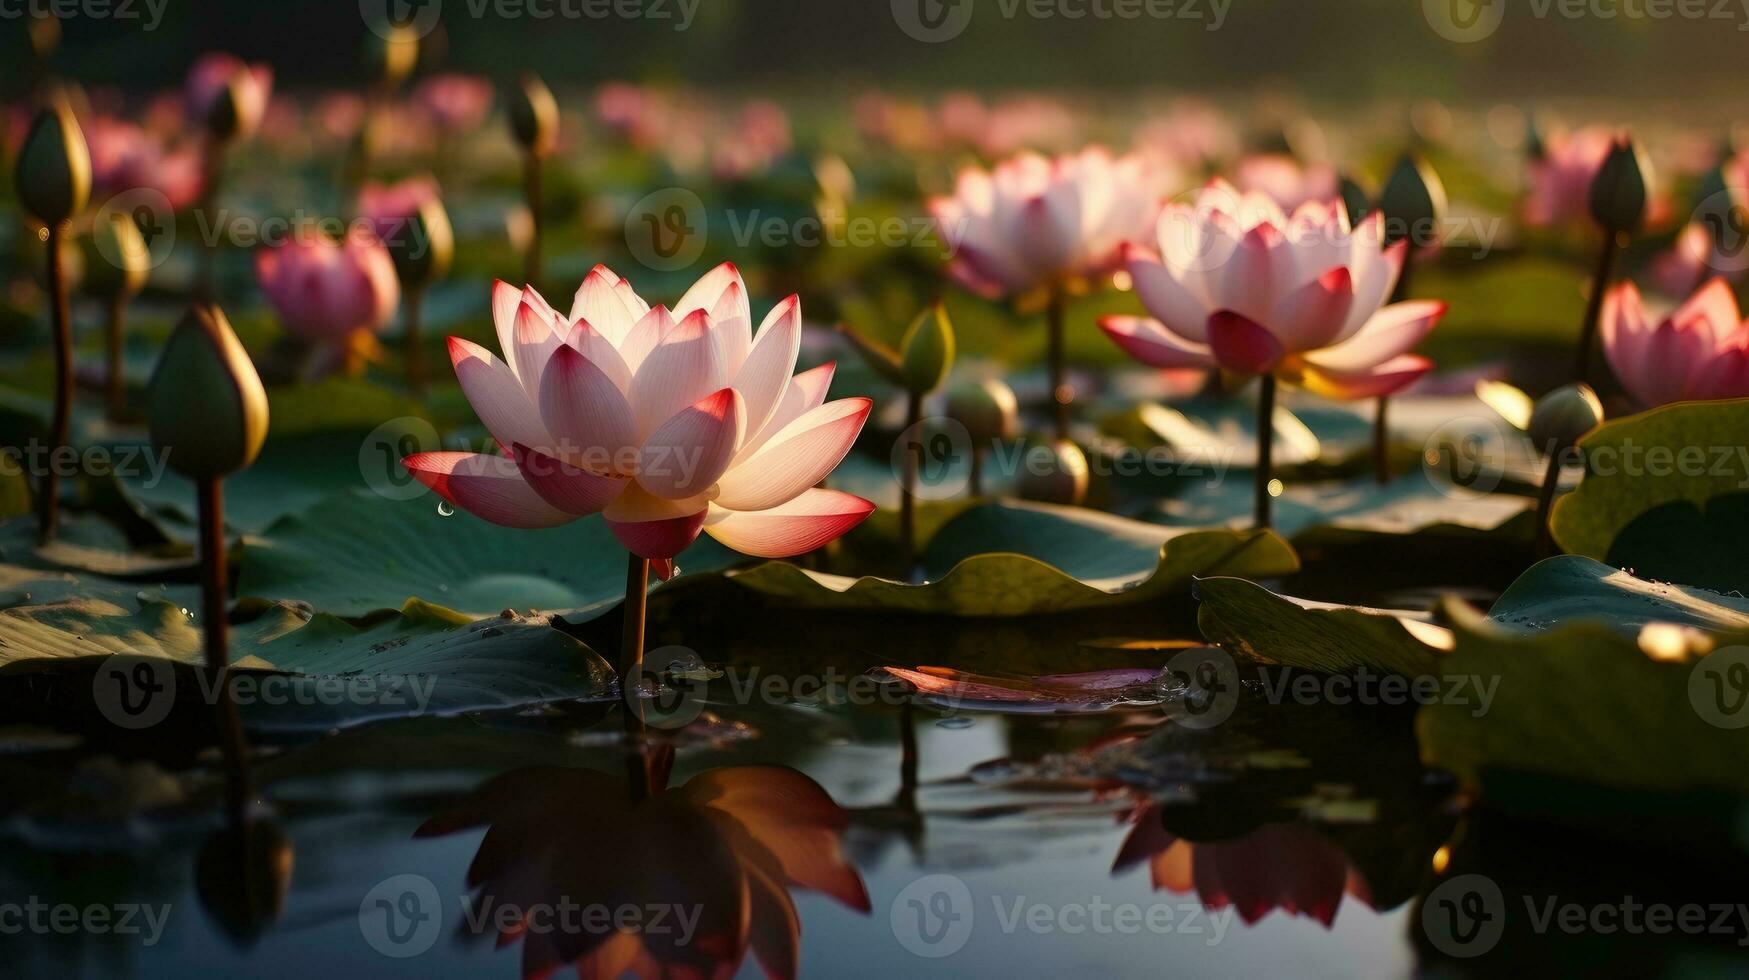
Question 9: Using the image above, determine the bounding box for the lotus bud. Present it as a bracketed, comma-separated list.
[149, 305, 269, 480]
[1016, 439, 1089, 506]
[14, 102, 91, 227]
[195, 819, 293, 945]
[1589, 135, 1651, 236]
[1527, 383, 1603, 454]
[898, 303, 955, 394]
[205, 75, 250, 143]
[81, 210, 150, 300]
[945, 378, 1019, 444]
[1378, 152, 1446, 250]
[388, 197, 454, 289]
[1338, 174, 1372, 225]
[1524, 114, 1546, 161]
[509, 73, 558, 156]
[365, 24, 420, 89]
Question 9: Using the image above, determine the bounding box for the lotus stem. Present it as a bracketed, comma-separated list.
[625, 745, 653, 804]
[1373, 258, 1417, 486]
[106, 291, 128, 423]
[1047, 284, 1070, 441]
[1254, 373, 1276, 531]
[621, 552, 649, 732]
[900, 388, 922, 574]
[1534, 449, 1563, 558]
[403, 284, 427, 397]
[969, 444, 984, 498]
[522, 151, 543, 289]
[1574, 231, 1622, 383]
[199, 478, 252, 823]
[40, 223, 71, 545]
[196, 139, 227, 302]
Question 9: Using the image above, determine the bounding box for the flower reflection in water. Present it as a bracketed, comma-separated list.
[1114, 805, 1373, 928]
[418, 753, 869, 979]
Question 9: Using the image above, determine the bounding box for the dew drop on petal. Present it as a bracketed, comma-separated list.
[437, 501, 455, 517]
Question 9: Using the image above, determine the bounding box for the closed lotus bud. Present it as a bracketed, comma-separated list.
[945, 378, 1018, 443]
[1338, 174, 1372, 225]
[365, 24, 420, 89]
[1589, 135, 1651, 236]
[149, 305, 269, 479]
[1527, 383, 1604, 454]
[509, 74, 558, 155]
[206, 76, 247, 143]
[391, 198, 453, 288]
[82, 210, 150, 300]
[196, 819, 293, 946]
[1378, 152, 1446, 249]
[899, 304, 955, 394]
[14, 102, 91, 227]
[1016, 439, 1089, 506]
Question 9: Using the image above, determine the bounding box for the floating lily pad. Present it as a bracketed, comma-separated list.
[727, 500, 1298, 617]
[237, 490, 739, 620]
[1552, 398, 1749, 592]
[1417, 598, 1749, 797]
[0, 595, 614, 732]
[1487, 555, 1749, 636]
[1195, 576, 1449, 678]
[1148, 474, 1532, 541]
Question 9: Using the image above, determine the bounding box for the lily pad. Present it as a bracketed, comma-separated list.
[237, 490, 739, 620]
[727, 500, 1298, 617]
[1417, 598, 1749, 797]
[0, 595, 614, 732]
[1552, 398, 1749, 592]
[1195, 576, 1450, 678]
[1487, 555, 1749, 636]
[1148, 474, 1532, 541]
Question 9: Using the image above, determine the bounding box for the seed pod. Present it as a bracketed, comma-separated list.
[1016, 439, 1089, 506]
[945, 378, 1019, 444]
[14, 102, 91, 227]
[1527, 382, 1604, 454]
[149, 304, 269, 479]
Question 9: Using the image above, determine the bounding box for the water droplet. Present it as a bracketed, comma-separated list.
[437, 501, 455, 517]
[935, 716, 974, 729]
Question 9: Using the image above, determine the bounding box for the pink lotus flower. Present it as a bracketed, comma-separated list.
[1231, 153, 1339, 211]
[255, 227, 399, 345]
[414, 73, 493, 135]
[356, 175, 441, 243]
[85, 117, 203, 209]
[403, 263, 876, 564]
[929, 147, 1167, 300]
[1099, 180, 1446, 399]
[1601, 278, 1749, 408]
[185, 53, 273, 139]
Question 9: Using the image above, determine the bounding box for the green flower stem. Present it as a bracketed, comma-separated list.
[1535, 450, 1563, 558]
[1047, 284, 1070, 442]
[403, 284, 427, 397]
[1255, 373, 1277, 531]
[106, 291, 128, 423]
[40, 222, 71, 544]
[1574, 231, 1623, 383]
[900, 388, 922, 574]
[523, 151, 543, 289]
[199, 478, 253, 824]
